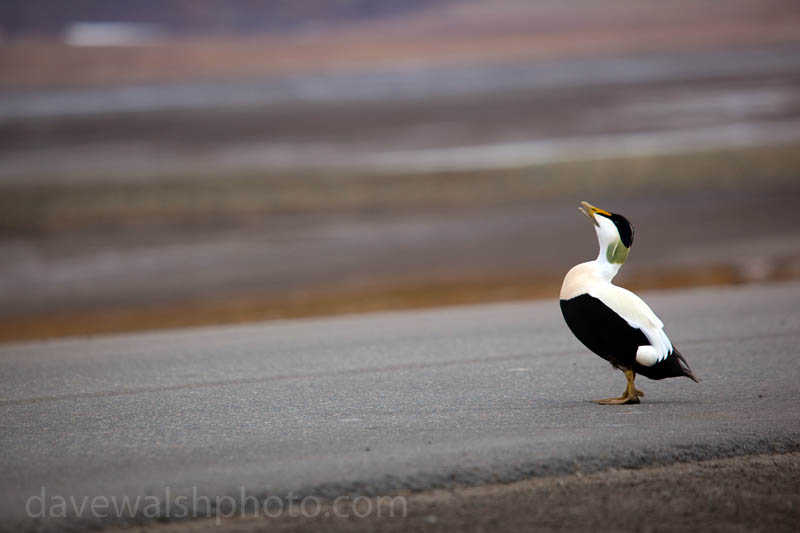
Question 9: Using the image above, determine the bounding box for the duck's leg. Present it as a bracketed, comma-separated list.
[593, 369, 642, 404]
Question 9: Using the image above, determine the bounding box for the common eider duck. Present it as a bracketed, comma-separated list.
[560, 201, 698, 404]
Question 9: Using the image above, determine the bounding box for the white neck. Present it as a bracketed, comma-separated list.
[591, 216, 627, 282]
[593, 249, 622, 282]
[560, 216, 631, 300]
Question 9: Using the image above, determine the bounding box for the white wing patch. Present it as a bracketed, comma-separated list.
[588, 283, 673, 363]
[635, 345, 659, 367]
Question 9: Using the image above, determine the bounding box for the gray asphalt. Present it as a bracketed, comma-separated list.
[1, 281, 799, 530]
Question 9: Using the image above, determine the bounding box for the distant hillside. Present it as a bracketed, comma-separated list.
[0, 0, 451, 37]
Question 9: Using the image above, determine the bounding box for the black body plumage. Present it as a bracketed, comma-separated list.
[560, 294, 696, 381]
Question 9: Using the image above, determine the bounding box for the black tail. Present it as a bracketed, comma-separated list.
[673, 346, 699, 383]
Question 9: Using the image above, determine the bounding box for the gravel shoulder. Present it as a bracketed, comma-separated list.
[116, 452, 800, 532]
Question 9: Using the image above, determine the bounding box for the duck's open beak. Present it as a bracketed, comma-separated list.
[579, 201, 611, 227]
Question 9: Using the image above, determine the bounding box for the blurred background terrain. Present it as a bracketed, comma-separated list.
[1, 0, 799, 342]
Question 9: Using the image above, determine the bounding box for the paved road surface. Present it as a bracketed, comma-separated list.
[1, 281, 799, 530]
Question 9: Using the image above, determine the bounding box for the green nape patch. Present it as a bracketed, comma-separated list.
[607, 241, 629, 264]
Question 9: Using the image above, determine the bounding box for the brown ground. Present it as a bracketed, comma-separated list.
[0, 265, 749, 343]
[2, 1, 800, 344]
[1, 142, 798, 343]
[115, 452, 800, 532]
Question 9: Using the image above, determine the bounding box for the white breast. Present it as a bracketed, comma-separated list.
[560, 262, 599, 300]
